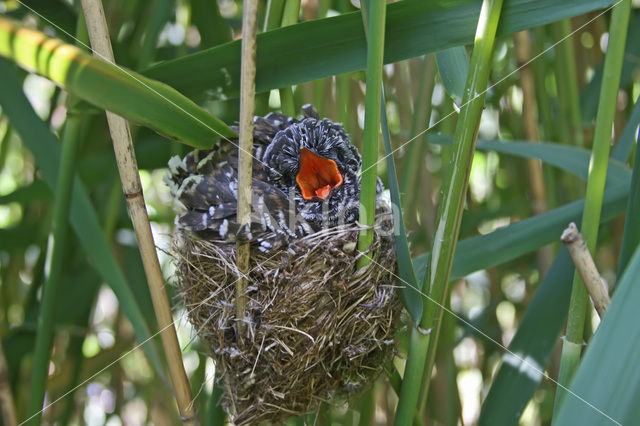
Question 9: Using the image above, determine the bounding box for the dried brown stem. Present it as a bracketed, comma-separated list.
[80, 0, 196, 422]
[235, 0, 259, 337]
[561, 222, 611, 318]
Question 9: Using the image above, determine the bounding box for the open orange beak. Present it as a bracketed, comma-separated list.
[296, 148, 343, 200]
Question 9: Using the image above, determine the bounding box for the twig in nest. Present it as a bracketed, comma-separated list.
[561, 222, 611, 318]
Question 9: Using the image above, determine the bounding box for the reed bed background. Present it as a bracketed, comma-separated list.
[0, 0, 639, 425]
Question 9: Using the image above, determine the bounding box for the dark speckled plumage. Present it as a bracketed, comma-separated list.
[165, 105, 371, 252]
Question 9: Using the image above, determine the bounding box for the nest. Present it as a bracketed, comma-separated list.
[173, 216, 400, 425]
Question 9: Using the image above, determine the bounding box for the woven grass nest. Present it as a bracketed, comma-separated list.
[173, 207, 401, 425]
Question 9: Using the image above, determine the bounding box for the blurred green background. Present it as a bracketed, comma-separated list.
[0, 0, 639, 425]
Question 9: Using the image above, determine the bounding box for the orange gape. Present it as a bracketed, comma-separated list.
[296, 148, 343, 200]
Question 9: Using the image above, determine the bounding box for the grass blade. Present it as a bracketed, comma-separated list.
[381, 91, 422, 321]
[435, 46, 469, 105]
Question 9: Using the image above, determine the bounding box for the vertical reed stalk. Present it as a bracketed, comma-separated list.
[531, 27, 559, 209]
[277, 0, 301, 116]
[24, 15, 88, 424]
[25, 99, 82, 426]
[400, 55, 436, 219]
[553, 0, 632, 416]
[80, 0, 196, 423]
[554, 19, 585, 148]
[311, 0, 331, 115]
[356, 0, 386, 268]
[394, 1, 504, 423]
[514, 30, 553, 272]
[235, 0, 259, 339]
[255, 0, 285, 114]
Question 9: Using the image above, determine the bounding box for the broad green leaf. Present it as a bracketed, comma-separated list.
[413, 182, 629, 283]
[436, 46, 469, 104]
[144, 0, 614, 100]
[554, 245, 640, 425]
[0, 17, 235, 149]
[478, 249, 574, 426]
[476, 140, 631, 185]
[381, 92, 422, 321]
[428, 134, 632, 185]
[0, 57, 166, 380]
[411, 135, 631, 284]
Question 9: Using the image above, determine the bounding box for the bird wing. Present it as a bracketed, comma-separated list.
[165, 144, 303, 252]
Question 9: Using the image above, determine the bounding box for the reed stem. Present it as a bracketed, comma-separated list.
[554, 19, 584, 149]
[513, 30, 553, 272]
[553, 0, 632, 416]
[356, 0, 386, 268]
[24, 15, 89, 424]
[277, 0, 301, 116]
[394, 0, 504, 423]
[235, 0, 259, 339]
[80, 1, 197, 422]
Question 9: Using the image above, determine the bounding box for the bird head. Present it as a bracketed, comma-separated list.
[262, 117, 361, 225]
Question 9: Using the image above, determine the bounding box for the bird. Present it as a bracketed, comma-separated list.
[165, 104, 371, 252]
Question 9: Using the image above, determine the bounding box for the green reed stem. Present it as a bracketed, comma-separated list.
[554, 19, 584, 148]
[356, 0, 386, 268]
[277, 0, 301, 116]
[400, 55, 436, 214]
[552, 0, 632, 417]
[24, 14, 89, 423]
[394, 0, 503, 423]
[25, 94, 83, 426]
[255, 0, 285, 114]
